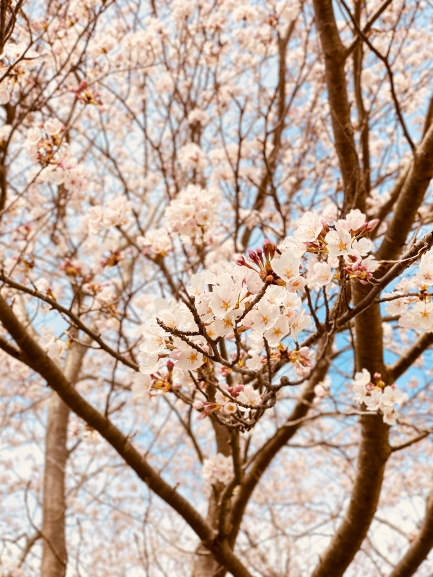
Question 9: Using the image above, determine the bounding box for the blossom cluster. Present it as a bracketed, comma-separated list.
[88, 196, 132, 234]
[275, 208, 379, 287]
[132, 207, 381, 422]
[178, 142, 207, 171]
[202, 453, 233, 485]
[194, 383, 261, 419]
[39, 326, 66, 361]
[352, 369, 404, 425]
[381, 251, 433, 331]
[139, 228, 172, 256]
[0, 42, 39, 105]
[24, 119, 88, 195]
[163, 184, 221, 242]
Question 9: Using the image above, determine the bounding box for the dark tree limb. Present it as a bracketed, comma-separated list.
[0, 294, 253, 577]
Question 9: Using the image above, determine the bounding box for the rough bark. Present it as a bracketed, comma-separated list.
[311, 283, 390, 577]
[41, 339, 88, 577]
[192, 410, 232, 577]
[353, 2, 370, 197]
[312, 0, 360, 211]
[377, 122, 433, 261]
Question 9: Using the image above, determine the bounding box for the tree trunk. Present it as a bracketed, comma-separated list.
[41, 341, 87, 577]
[192, 415, 231, 577]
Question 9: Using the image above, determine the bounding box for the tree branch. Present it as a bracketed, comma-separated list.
[345, 0, 395, 59]
[312, 0, 360, 211]
[0, 294, 253, 577]
[377, 122, 433, 261]
[388, 333, 433, 383]
[387, 486, 433, 577]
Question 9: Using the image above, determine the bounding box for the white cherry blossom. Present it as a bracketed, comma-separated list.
[271, 250, 301, 283]
[264, 316, 290, 347]
[293, 211, 323, 243]
[325, 224, 352, 258]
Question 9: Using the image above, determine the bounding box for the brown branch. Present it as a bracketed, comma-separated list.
[388, 333, 433, 383]
[0, 294, 253, 577]
[0, 271, 139, 371]
[0, 333, 25, 360]
[376, 121, 433, 261]
[391, 432, 429, 453]
[345, 0, 395, 58]
[312, 0, 360, 211]
[310, 278, 390, 577]
[387, 487, 433, 577]
[340, 0, 415, 151]
[227, 333, 334, 548]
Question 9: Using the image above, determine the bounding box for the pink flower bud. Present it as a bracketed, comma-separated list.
[193, 400, 204, 410]
[262, 239, 276, 260]
[248, 249, 259, 265]
[366, 219, 379, 231]
[166, 360, 174, 372]
[219, 366, 232, 376]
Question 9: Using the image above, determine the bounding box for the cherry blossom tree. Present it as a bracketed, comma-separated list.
[2, 0, 433, 576]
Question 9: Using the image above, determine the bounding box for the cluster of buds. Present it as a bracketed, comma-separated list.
[151, 359, 175, 394]
[344, 256, 374, 284]
[19, 255, 35, 271]
[70, 79, 103, 106]
[371, 372, 385, 390]
[194, 400, 221, 419]
[100, 249, 125, 268]
[194, 382, 261, 420]
[237, 239, 284, 284]
[13, 223, 32, 242]
[36, 120, 65, 161]
[83, 282, 104, 294]
[288, 347, 313, 377]
[60, 257, 84, 277]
